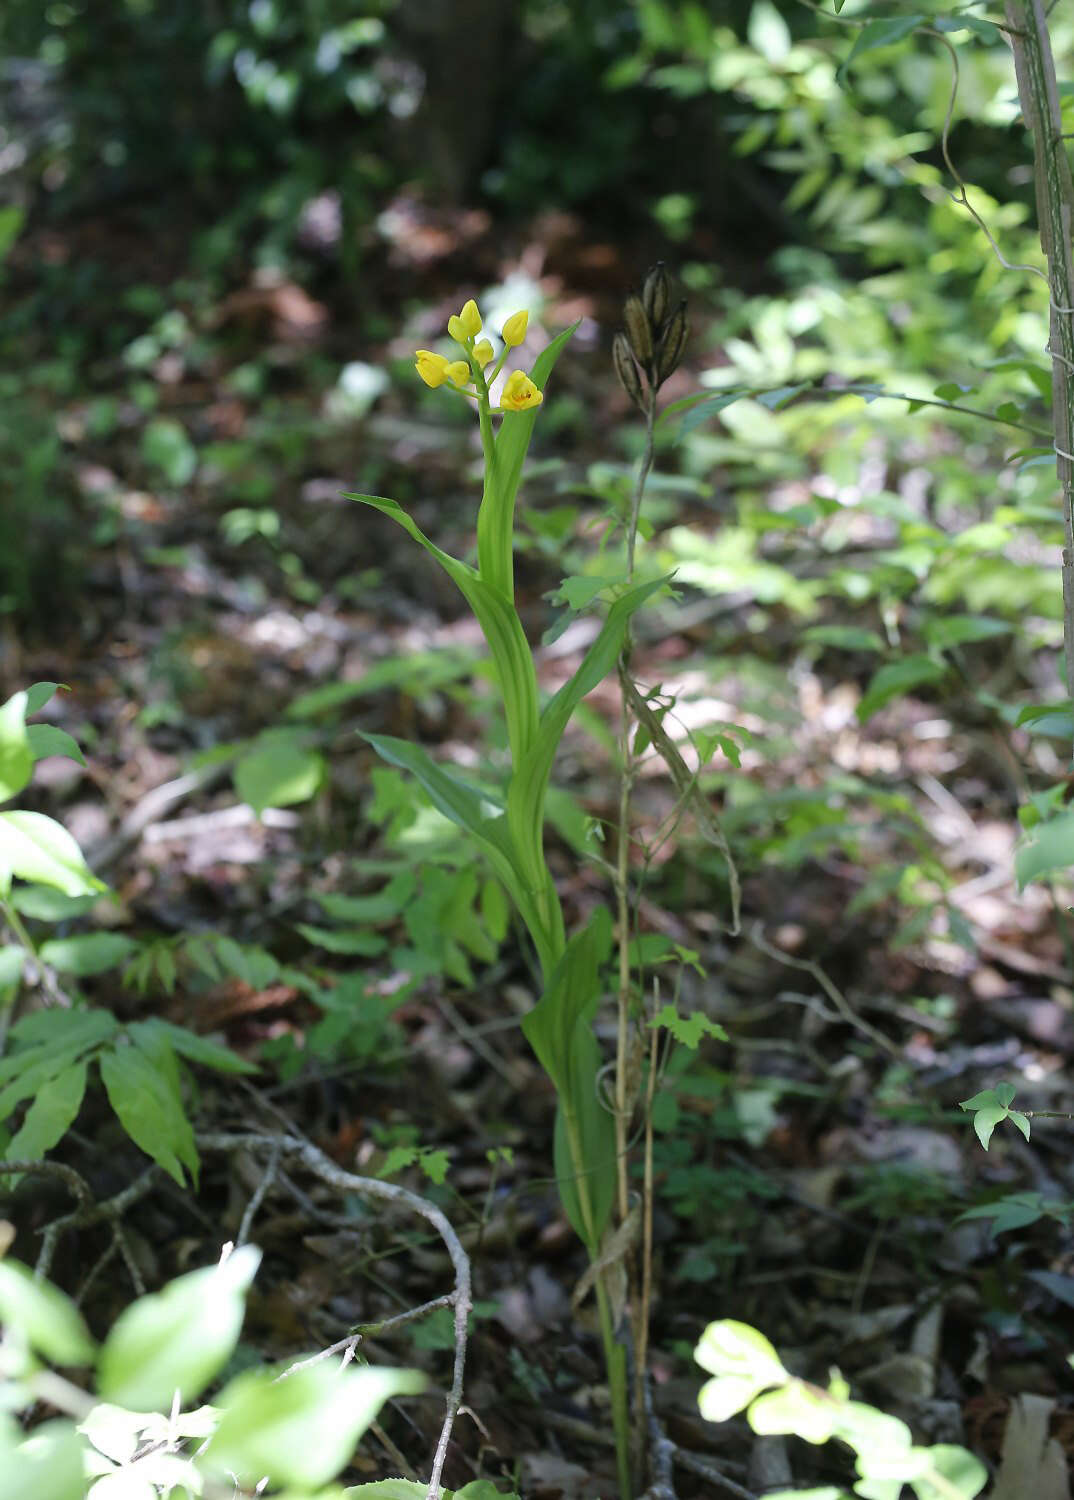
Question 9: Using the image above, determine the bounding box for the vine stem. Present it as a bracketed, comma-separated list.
[614, 383, 658, 1487]
[616, 385, 658, 1210]
[1004, 0, 1074, 747]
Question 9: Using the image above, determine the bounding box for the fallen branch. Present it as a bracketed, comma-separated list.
[198, 1130, 471, 1500]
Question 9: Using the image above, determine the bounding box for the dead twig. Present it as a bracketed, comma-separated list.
[669, 1443, 758, 1499]
[236, 1138, 281, 1248]
[0, 1159, 158, 1292]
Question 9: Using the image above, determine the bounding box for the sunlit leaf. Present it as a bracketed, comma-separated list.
[695, 1319, 787, 1383]
[0, 811, 105, 898]
[98, 1245, 261, 1410]
[0, 692, 32, 802]
[203, 1363, 424, 1488]
[698, 1372, 769, 1423]
[2, 1419, 88, 1500]
[907, 1445, 987, 1499]
[0, 1259, 95, 1364]
[749, 1381, 834, 1443]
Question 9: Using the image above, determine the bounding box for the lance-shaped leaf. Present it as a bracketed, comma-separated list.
[508, 577, 667, 892]
[551, 1025, 616, 1250]
[359, 731, 558, 973]
[479, 321, 579, 600]
[344, 494, 539, 765]
[523, 907, 614, 1247]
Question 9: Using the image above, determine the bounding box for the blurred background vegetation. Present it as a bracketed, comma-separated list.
[0, 0, 1070, 945]
[0, 0, 1060, 612]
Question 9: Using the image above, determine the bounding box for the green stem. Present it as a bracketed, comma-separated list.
[562, 1103, 633, 1500]
[474, 375, 513, 603]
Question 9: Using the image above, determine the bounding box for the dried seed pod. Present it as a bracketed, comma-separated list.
[641, 262, 671, 332]
[623, 292, 654, 368]
[654, 299, 688, 386]
[613, 332, 646, 409]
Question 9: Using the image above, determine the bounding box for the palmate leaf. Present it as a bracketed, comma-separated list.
[479, 321, 579, 599]
[344, 495, 539, 764]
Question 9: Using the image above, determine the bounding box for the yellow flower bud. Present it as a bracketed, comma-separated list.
[445, 360, 471, 388]
[501, 310, 529, 347]
[414, 349, 450, 388]
[447, 298, 482, 343]
[473, 339, 494, 369]
[500, 370, 543, 412]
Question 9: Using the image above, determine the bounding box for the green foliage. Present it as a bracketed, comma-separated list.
[0, 386, 85, 623]
[0, 1244, 422, 1498]
[0, 688, 103, 900]
[0, 1008, 255, 1187]
[234, 729, 326, 815]
[959, 1082, 1031, 1151]
[0, 0, 401, 265]
[0, 687, 261, 1184]
[957, 1191, 1074, 1237]
[649, 1002, 727, 1050]
[695, 1319, 987, 1498]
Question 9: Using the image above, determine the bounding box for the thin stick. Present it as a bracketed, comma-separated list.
[236, 1138, 281, 1248]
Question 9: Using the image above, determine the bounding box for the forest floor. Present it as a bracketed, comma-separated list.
[4, 202, 1074, 1498]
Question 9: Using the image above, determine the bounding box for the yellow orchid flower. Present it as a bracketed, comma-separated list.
[447, 298, 482, 344]
[500, 370, 543, 411]
[414, 349, 451, 388]
[445, 360, 472, 388]
[473, 339, 494, 369]
[501, 310, 528, 348]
